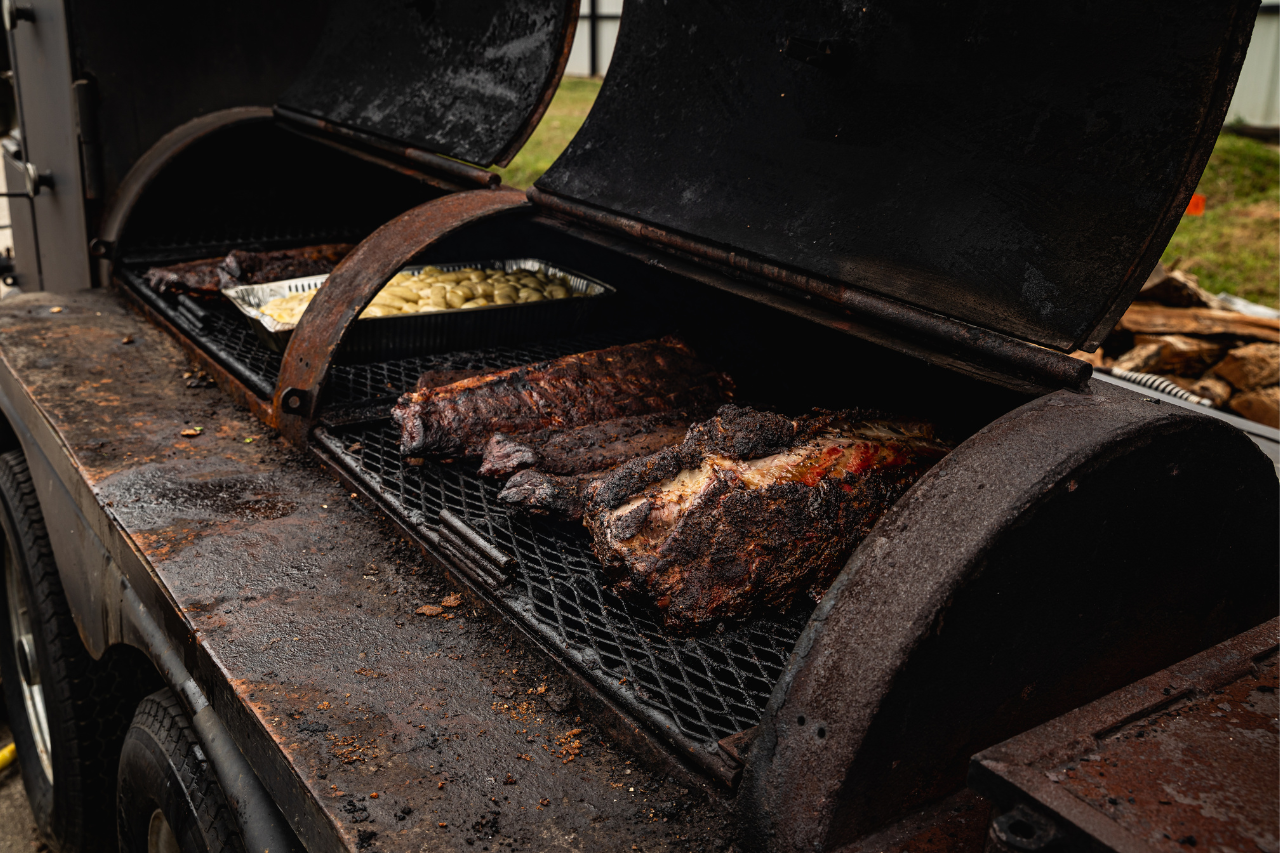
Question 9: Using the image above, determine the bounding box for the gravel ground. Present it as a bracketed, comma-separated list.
[0, 711, 43, 853]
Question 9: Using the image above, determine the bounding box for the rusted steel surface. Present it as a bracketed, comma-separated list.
[274, 189, 529, 443]
[528, 192, 1092, 392]
[533, 0, 1252, 353]
[831, 789, 991, 853]
[739, 382, 1279, 853]
[273, 109, 501, 190]
[970, 618, 1279, 853]
[0, 290, 735, 852]
[278, 0, 579, 169]
[489, 1, 580, 169]
[112, 277, 276, 426]
[529, 211, 1081, 396]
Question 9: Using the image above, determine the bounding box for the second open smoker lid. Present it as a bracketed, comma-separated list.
[536, 0, 1256, 352]
[278, 0, 576, 168]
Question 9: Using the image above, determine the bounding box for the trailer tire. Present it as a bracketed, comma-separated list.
[117, 689, 245, 853]
[0, 449, 141, 853]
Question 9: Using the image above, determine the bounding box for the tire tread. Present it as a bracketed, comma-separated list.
[0, 449, 148, 852]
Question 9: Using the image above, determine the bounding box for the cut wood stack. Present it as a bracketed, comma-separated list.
[1072, 264, 1280, 429]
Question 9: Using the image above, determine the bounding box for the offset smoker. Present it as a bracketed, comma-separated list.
[135, 0, 1275, 848]
[0, 2, 1276, 853]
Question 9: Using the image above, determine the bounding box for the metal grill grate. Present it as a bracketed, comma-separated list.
[317, 420, 809, 750]
[197, 309, 285, 394]
[117, 268, 284, 398]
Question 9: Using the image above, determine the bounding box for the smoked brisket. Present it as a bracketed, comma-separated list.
[479, 411, 700, 479]
[497, 469, 606, 519]
[583, 405, 949, 633]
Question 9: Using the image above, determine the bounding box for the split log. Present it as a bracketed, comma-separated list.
[1228, 386, 1280, 429]
[1116, 303, 1280, 341]
[1211, 343, 1280, 392]
[1111, 342, 1162, 373]
[1114, 334, 1226, 376]
[1135, 265, 1223, 309]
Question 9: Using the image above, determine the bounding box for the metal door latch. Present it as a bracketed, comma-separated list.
[0, 162, 53, 198]
[1, 0, 34, 30]
[23, 162, 53, 196]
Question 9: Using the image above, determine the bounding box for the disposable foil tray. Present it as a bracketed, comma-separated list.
[222, 259, 614, 361]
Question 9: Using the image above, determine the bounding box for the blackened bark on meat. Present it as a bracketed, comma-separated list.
[586, 407, 799, 510]
[225, 244, 353, 284]
[415, 368, 488, 393]
[497, 470, 605, 519]
[583, 405, 950, 633]
[144, 257, 224, 294]
[392, 338, 733, 456]
[479, 411, 699, 478]
[144, 244, 353, 295]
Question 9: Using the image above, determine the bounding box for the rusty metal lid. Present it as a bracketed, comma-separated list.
[277, 0, 576, 168]
[535, 1, 1255, 352]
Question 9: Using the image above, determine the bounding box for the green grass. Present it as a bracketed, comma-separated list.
[492, 77, 603, 189]
[1160, 133, 1279, 308]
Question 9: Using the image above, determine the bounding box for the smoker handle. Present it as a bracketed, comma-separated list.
[272, 188, 529, 444]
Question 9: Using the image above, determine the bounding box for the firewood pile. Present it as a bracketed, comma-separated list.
[1073, 263, 1280, 429]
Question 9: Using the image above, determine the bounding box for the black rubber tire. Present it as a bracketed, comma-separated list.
[117, 689, 245, 853]
[0, 448, 142, 853]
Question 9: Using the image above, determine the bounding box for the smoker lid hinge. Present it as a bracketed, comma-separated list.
[279, 387, 312, 416]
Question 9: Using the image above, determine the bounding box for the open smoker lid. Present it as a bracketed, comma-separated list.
[278, 0, 576, 168]
[536, 1, 1256, 352]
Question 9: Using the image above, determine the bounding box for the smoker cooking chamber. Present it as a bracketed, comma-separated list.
[101, 5, 1277, 846]
[116, 207, 1037, 778]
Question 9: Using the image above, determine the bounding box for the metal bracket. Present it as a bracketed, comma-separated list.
[2, 0, 34, 30]
[278, 387, 312, 417]
[271, 188, 529, 442]
[0, 162, 52, 198]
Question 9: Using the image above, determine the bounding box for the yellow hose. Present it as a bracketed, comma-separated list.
[0, 741, 15, 771]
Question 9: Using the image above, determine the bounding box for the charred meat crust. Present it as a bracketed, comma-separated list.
[583, 405, 950, 633]
[497, 469, 606, 519]
[479, 411, 702, 478]
[392, 337, 734, 456]
[416, 368, 488, 393]
[145, 243, 354, 295]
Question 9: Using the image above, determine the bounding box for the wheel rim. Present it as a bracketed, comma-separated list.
[4, 539, 53, 783]
[147, 808, 181, 853]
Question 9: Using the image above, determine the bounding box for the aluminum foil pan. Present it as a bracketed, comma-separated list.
[222, 259, 615, 360]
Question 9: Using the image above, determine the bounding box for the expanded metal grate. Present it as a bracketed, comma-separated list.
[195, 308, 285, 395]
[120, 256, 803, 756]
[117, 267, 284, 398]
[317, 419, 810, 750]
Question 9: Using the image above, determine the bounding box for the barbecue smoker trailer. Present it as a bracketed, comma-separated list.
[0, 2, 1276, 853]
